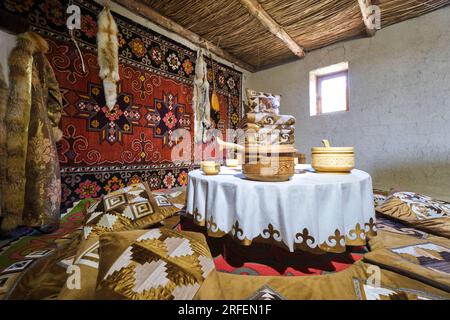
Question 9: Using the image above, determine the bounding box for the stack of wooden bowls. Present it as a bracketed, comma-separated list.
[241, 113, 296, 182]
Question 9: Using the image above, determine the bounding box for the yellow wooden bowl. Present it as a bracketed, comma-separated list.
[225, 158, 239, 167]
[201, 161, 220, 175]
[311, 140, 354, 173]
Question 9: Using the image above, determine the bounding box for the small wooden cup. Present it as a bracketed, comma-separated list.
[201, 161, 220, 175]
[226, 158, 239, 167]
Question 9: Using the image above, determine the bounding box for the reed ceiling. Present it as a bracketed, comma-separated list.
[130, 0, 450, 71]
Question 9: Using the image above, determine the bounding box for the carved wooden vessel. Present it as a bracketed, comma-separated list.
[243, 144, 295, 181]
[311, 140, 355, 173]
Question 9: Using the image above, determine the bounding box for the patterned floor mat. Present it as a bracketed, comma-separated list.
[0, 199, 93, 272]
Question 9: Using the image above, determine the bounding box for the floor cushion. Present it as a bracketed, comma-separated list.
[95, 228, 216, 300]
[376, 191, 450, 238]
[196, 260, 450, 300]
[82, 183, 182, 241]
[365, 230, 450, 292]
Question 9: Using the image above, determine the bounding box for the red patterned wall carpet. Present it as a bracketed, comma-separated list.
[0, 0, 243, 213]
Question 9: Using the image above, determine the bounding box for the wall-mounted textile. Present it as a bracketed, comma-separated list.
[0, 0, 243, 212]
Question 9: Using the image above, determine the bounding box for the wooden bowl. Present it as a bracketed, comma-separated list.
[243, 143, 295, 181]
[242, 156, 295, 181]
[311, 140, 354, 173]
[201, 161, 221, 175]
[225, 158, 239, 167]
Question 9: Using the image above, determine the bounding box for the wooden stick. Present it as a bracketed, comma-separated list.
[111, 0, 256, 72]
[238, 0, 305, 58]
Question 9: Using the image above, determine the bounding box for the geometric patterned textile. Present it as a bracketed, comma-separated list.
[83, 183, 180, 240]
[57, 236, 101, 300]
[375, 216, 429, 240]
[382, 192, 450, 220]
[390, 243, 450, 275]
[248, 285, 286, 300]
[0, 200, 91, 273]
[0, 200, 91, 299]
[352, 277, 448, 300]
[0, 0, 243, 212]
[97, 229, 215, 300]
[376, 191, 450, 238]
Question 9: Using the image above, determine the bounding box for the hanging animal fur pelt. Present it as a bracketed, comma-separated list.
[97, 7, 119, 110]
[193, 49, 211, 143]
[2, 32, 63, 232]
[0, 63, 8, 219]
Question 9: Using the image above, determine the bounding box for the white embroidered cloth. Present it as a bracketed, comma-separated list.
[186, 165, 375, 252]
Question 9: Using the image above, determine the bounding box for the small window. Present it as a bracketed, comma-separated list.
[310, 62, 349, 116]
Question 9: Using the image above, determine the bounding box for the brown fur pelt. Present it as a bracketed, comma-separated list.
[97, 7, 119, 111]
[1, 32, 63, 232]
[0, 63, 8, 218]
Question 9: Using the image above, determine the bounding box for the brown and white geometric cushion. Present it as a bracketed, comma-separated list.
[96, 228, 215, 300]
[376, 191, 450, 238]
[83, 183, 182, 240]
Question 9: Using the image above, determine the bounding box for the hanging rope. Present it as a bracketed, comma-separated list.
[69, 29, 87, 74]
[67, 0, 86, 73]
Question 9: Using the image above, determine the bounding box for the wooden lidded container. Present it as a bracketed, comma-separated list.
[243, 144, 295, 181]
[311, 140, 355, 173]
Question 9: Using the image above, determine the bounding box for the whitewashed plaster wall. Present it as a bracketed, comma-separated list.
[248, 7, 450, 200]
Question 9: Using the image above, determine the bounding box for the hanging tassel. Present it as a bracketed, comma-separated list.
[97, 7, 119, 110]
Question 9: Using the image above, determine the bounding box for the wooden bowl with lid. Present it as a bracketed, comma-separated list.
[311, 140, 355, 173]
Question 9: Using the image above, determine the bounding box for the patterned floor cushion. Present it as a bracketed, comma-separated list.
[82, 183, 183, 241]
[364, 230, 450, 292]
[95, 228, 216, 300]
[57, 235, 100, 300]
[151, 188, 186, 212]
[0, 199, 92, 300]
[376, 191, 450, 238]
[195, 260, 450, 300]
[374, 216, 429, 241]
[1, 228, 82, 300]
[373, 189, 389, 207]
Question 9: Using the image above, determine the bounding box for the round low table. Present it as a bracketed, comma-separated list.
[186, 165, 376, 253]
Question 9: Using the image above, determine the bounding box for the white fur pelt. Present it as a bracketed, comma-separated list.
[193, 49, 211, 143]
[97, 7, 119, 110]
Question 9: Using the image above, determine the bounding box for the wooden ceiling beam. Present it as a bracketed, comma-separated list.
[112, 0, 256, 72]
[358, 0, 380, 37]
[238, 0, 305, 58]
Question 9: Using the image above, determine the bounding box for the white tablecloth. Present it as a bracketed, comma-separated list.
[186, 165, 376, 252]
